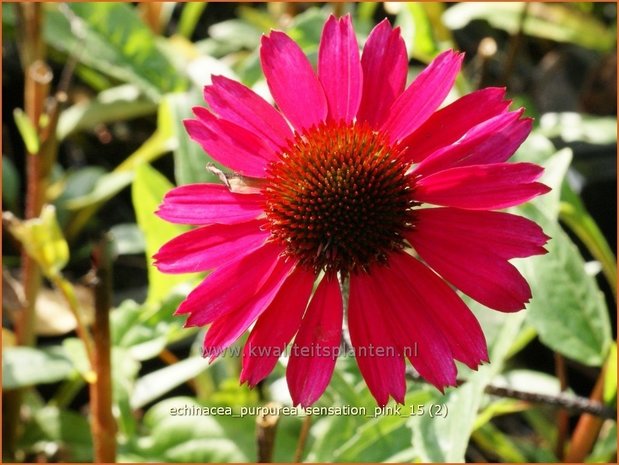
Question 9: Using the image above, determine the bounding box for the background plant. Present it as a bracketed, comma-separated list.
[2, 2, 616, 463]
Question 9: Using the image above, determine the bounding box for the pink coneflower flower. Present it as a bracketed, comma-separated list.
[154, 15, 550, 407]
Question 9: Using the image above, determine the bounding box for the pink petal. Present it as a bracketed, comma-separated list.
[260, 31, 328, 133]
[349, 272, 406, 406]
[357, 19, 408, 127]
[185, 108, 276, 177]
[204, 75, 293, 152]
[286, 276, 343, 407]
[153, 219, 268, 274]
[414, 162, 551, 210]
[177, 242, 284, 324]
[388, 253, 488, 369]
[381, 50, 464, 143]
[373, 262, 457, 391]
[411, 208, 549, 259]
[156, 183, 265, 225]
[399, 87, 511, 163]
[202, 256, 296, 360]
[412, 110, 532, 177]
[240, 267, 315, 386]
[318, 15, 362, 123]
[407, 224, 533, 312]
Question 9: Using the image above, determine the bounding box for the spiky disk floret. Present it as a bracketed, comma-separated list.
[264, 122, 417, 275]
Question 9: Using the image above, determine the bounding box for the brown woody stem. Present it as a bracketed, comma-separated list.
[87, 236, 117, 462]
[256, 402, 281, 462]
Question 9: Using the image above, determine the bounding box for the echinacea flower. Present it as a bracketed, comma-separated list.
[154, 15, 550, 407]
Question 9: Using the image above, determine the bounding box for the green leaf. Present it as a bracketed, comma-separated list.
[529, 148, 572, 220]
[539, 113, 617, 145]
[306, 414, 359, 462]
[443, 3, 616, 52]
[390, 3, 440, 62]
[472, 422, 528, 462]
[208, 19, 262, 51]
[178, 2, 208, 39]
[65, 171, 134, 210]
[13, 108, 40, 154]
[131, 356, 210, 409]
[237, 5, 278, 32]
[111, 346, 141, 441]
[4, 205, 69, 279]
[560, 180, 617, 298]
[17, 406, 93, 461]
[3, 346, 74, 389]
[208, 379, 259, 407]
[511, 143, 611, 364]
[492, 369, 562, 396]
[131, 163, 192, 305]
[511, 135, 573, 219]
[287, 7, 330, 52]
[109, 223, 146, 255]
[409, 309, 527, 462]
[473, 398, 529, 431]
[57, 84, 157, 140]
[55, 166, 107, 204]
[110, 297, 190, 362]
[356, 3, 379, 32]
[61, 338, 96, 383]
[44, 3, 185, 100]
[518, 203, 612, 366]
[66, 98, 176, 211]
[603, 343, 617, 405]
[141, 397, 255, 462]
[332, 390, 433, 462]
[164, 91, 221, 185]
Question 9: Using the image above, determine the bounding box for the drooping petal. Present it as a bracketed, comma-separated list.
[349, 272, 406, 406]
[202, 256, 296, 360]
[407, 224, 533, 312]
[388, 253, 488, 369]
[185, 108, 276, 177]
[399, 87, 511, 163]
[177, 242, 284, 324]
[204, 75, 293, 152]
[357, 19, 408, 127]
[154, 219, 268, 274]
[287, 275, 343, 407]
[240, 266, 315, 386]
[156, 183, 265, 225]
[411, 208, 549, 259]
[381, 50, 464, 143]
[373, 262, 458, 391]
[318, 15, 363, 123]
[260, 31, 328, 133]
[413, 162, 551, 210]
[412, 110, 532, 177]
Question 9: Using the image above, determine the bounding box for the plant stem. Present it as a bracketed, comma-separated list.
[53, 276, 96, 364]
[87, 236, 117, 463]
[256, 402, 281, 463]
[406, 368, 615, 420]
[294, 414, 312, 462]
[138, 2, 163, 34]
[4, 5, 49, 459]
[564, 365, 607, 462]
[560, 202, 617, 300]
[501, 2, 529, 86]
[48, 374, 85, 409]
[554, 353, 569, 460]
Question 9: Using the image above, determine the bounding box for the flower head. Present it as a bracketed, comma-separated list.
[154, 15, 550, 407]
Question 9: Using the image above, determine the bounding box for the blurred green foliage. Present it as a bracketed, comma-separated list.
[2, 2, 616, 463]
